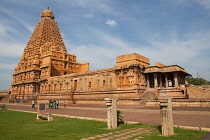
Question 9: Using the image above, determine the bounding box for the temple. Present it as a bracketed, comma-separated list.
[10, 8, 190, 105]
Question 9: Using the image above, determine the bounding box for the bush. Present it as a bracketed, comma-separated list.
[117, 110, 123, 122]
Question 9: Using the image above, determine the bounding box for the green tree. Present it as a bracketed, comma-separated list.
[186, 76, 210, 85]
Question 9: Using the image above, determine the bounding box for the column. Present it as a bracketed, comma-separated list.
[174, 72, 179, 87]
[165, 73, 168, 88]
[104, 98, 118, 129]
[146, 74, 150, 88]
[158, 96, 174, 136]
[153, 73, 158, 88]
[159, 73, 162, 88]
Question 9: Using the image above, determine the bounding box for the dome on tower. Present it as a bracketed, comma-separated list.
[40, 7, 54, 19]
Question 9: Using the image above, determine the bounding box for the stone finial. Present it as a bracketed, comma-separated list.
[40, 7, 54, 19]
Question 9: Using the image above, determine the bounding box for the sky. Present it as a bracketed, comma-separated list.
[0, 0, 210, 90]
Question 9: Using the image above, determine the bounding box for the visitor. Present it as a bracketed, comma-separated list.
[50, 102, 53, 108]
[48, 100, 51, 108]
[53, 101, 57, 109]
[63, 102, 66, 108]
[32, 100, 35, 108]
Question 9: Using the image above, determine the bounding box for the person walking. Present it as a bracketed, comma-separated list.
[53, 101, 57, 109]
[32, 100, 35, 108]
[63, 102, 66, 108]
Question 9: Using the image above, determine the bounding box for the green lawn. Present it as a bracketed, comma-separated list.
[0, 110, 208, 140]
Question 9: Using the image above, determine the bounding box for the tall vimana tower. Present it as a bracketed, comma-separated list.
[11, 8, 89, 99]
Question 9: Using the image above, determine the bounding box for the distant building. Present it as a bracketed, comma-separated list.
[11, 8, 189, 104]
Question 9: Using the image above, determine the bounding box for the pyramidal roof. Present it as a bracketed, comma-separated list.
[23, 7, 67, 58]
[15, 8, 68, 71]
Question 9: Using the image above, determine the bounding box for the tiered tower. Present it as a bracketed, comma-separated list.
[11, 8, 89, 99]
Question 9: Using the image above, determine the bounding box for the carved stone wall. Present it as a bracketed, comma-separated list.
[38, 64, 147, 105]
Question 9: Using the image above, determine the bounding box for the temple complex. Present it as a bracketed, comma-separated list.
[10, 8, 190, 105]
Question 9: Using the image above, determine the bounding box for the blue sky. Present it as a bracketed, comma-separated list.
[0, 0, 210, 90]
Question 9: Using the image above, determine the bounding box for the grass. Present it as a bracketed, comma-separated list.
[0, 110, 208, 140]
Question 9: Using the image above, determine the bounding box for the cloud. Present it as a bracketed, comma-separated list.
[59, 0, 115, 15]
[165, 0, 210, 10]
[0, 23, 13, 39]
[196, 0, 210, 9]
[68, 26, 210, 81]
[0, 63, 16, 70]
[106, 19, 117, 27]
[0, 72, 12, 90]
[85, 14, 93, 18]
[0, 6, 34, 33]
[0, 42, 25, 57]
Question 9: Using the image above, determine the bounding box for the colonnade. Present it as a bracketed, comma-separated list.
[146, 72, 186, 88]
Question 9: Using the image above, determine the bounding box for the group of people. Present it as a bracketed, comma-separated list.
[49, 100, 59, 109]
[31, 100, 67, 109]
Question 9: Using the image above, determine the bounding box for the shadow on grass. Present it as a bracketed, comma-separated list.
[156, 125, 162, 133]
[117, 121, 124, 127]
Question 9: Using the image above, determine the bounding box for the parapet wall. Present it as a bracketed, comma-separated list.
[116, 53, 150, 67]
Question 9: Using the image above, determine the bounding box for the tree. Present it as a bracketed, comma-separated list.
[186, 76, 210, 85]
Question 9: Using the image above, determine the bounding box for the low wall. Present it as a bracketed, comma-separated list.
[38, 98, 142, 105]
[146, 99, 210, 107]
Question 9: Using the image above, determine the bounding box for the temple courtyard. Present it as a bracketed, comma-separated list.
[5, 103, 210, 128]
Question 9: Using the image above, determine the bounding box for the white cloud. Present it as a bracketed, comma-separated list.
[68, 27, 210, 81]
[165, 0, 210, 10]
[0, 63, 16, 70]
[0, 72, 12, 90]
[106, 19, 117, 27]
[85, 14, 93, 18]
[0, 42, 25, 57]
[0, 6, 34, 33]
[197, 0, 210, 9]
[0, 23, 13, 39]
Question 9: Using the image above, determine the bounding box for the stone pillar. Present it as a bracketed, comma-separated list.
[153, 73, 158, 88]
[165, 73, 168, 88]
[104, 98, 118, 129]
[174, 72, 179, 87]
[158, 96, 174, 136]
[146, 74, 150, 87]
[159, 74, 162, 88]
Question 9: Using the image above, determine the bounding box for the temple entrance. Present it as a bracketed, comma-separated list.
[147, 73, 154, 88]
[167, 73, 174, 87]
[74, 80, 77, 90]
[161, 74, 166, 88]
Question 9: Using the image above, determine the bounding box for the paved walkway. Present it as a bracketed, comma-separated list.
[5, 103, 210, 128]
[81, 127, 152, 140]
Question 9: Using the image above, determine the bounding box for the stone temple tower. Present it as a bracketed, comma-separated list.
[11, 8, 89, 99]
